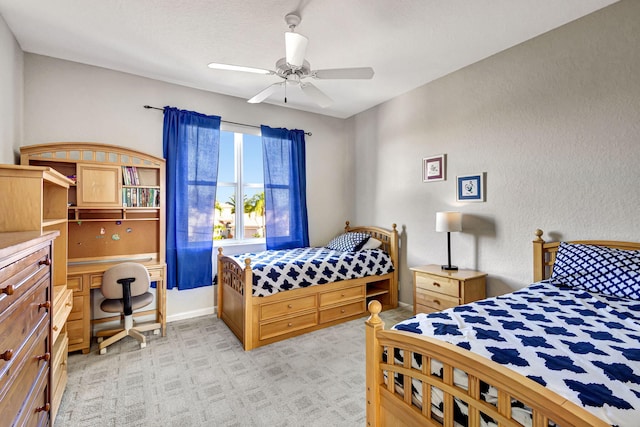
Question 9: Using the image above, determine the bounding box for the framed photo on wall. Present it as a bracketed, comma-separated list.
[423, 154, 446, 182]
[457, 173, 485, 202]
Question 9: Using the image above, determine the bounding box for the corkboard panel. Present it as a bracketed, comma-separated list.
[68, 220, 158, 260]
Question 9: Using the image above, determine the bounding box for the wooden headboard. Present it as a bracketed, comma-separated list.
[532, 228, 640, 282]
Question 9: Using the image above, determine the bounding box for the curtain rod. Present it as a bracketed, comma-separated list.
[143, 105, 312, 136]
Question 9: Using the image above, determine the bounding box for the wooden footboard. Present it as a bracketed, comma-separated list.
[217, 251, 253, 346]
[365, 300, 607, 427]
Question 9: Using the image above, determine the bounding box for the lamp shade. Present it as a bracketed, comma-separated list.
[435, 211, 462, 233]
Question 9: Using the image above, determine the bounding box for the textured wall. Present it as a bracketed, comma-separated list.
[352, 0, 640, 303]
[0, 15, 23, 163]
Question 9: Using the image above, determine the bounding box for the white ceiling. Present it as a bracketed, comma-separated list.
[0, 0, 618, 119]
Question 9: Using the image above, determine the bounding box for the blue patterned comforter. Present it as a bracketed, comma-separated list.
[231, 247, 393, 297]
[392, 280, 640, 426]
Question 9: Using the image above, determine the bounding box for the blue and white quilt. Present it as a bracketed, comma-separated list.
[392, 280, 640, 426]
[231, 247, 393, 297]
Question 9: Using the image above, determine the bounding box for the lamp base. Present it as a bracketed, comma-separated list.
[441, 264, 458, 271]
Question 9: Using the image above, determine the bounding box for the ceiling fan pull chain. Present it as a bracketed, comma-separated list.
[284, 79, 288, 103]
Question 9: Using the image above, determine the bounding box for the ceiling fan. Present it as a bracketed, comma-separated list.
[207, 12, 374, 108]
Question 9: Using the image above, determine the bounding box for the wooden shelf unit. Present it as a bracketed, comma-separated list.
[0, 165, 73, 424]
[21, 143, 167, 355]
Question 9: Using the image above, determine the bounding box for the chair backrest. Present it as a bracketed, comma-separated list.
[101, 262, 150, 299]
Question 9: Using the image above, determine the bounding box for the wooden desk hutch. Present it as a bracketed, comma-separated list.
[20, 143, 167, 357]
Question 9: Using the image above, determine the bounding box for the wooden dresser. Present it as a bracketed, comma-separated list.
[0, 231, 58, 426]
[0, 165, 72, 422]
[411, 264, 486, 314]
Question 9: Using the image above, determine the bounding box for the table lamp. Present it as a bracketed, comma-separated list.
[435, 211, 462, 270]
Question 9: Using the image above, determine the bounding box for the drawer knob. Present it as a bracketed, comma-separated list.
[287, 304, 292, 309]
[341, 309, 345, 313]
[38, 301, 51, 310]
[341, 293, 345, 297]
[432, 282, 441, 287]
[287, 322, 293, 327]
[1, 285, 14, 296]
[36, 352, 51, 362]
[35, 403, 51, 413]
[1, 349, 13, 361]
[53, 325, 59, 331]
[39, 257, 51, 266]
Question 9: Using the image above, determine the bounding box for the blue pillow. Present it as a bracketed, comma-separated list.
[551, 242, 640, 300]
[325, 232, 370, 252]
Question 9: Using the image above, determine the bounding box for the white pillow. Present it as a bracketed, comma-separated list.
[360, 237, 382, 250]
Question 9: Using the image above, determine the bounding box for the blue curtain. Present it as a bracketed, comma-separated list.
[261, 125, 309, 250]
[163, 107, 221, 290]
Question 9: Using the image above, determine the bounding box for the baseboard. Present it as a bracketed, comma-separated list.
[167, 307, 215, 323]
[398, 301, 411, 310]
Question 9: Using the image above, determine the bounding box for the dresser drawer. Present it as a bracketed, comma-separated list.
[319, 285, 364, 307]
[0, 246, 50, 314]
[51, 331, 69, 423]
[319, 300, 365, 323]
[14, 356, 50, 427]
[0, 322, 50, 423]
[259, 312, 318, 340]
[415, 272, 460, 298]
[415, 289, 459, 312]
[52, 287, 73, 344]
[0, 276, 49, 391]
[260, 295, 317, 321]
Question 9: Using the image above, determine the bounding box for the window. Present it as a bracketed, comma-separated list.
[214, 130, 265, 242]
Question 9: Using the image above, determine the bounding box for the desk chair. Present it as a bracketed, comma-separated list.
[96, 262, 161, 355]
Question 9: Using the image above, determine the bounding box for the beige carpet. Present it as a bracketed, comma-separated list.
[55, 306, 413, 427]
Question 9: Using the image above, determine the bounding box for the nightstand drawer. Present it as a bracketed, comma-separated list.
[411, 265, 487, 316]
[415, 289, 459, 312]
[415, 272, 460, 298]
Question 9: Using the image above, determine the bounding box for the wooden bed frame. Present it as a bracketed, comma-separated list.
[217, 221, 398, 350]
[365, 229, 640, 427]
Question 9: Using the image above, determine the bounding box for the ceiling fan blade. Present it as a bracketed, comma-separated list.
[208, 62, 273, 75]
[247, 82, 284, 104]
[285, 32, 308, 68]
[300, 83, 333, 108]
[312, 67, 374, 80]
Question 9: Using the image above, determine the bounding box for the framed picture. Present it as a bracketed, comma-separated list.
[423, 154, 446, 182]
[457, 173, 485, 202]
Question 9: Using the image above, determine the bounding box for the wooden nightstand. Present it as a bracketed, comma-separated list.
[411, 265, 487, 314]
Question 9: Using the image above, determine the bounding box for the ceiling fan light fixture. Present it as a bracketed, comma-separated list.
[285, 32, 308, 68]
[207, 62, 271, 75]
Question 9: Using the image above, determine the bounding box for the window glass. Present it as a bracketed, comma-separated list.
[214, 131, 265, 242]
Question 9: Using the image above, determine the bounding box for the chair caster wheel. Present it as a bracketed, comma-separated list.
[97, 337, 104, 343]
[153, 329, 160, 335]
[99, 347, 107, 355]
[140, 342, 146, 349]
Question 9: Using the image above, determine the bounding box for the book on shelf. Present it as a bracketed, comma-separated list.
[122, 187, 160, 207]
[122, 166, 140, 185]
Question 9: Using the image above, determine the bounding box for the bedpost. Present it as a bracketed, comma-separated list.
[345, 220, 351, 232]
[365, 300, 384, 427]
[217, 247, 224, 318]
[533, 229, 545, 282]
[390, 223, 399, 308]
[243, 258, 254, 350]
